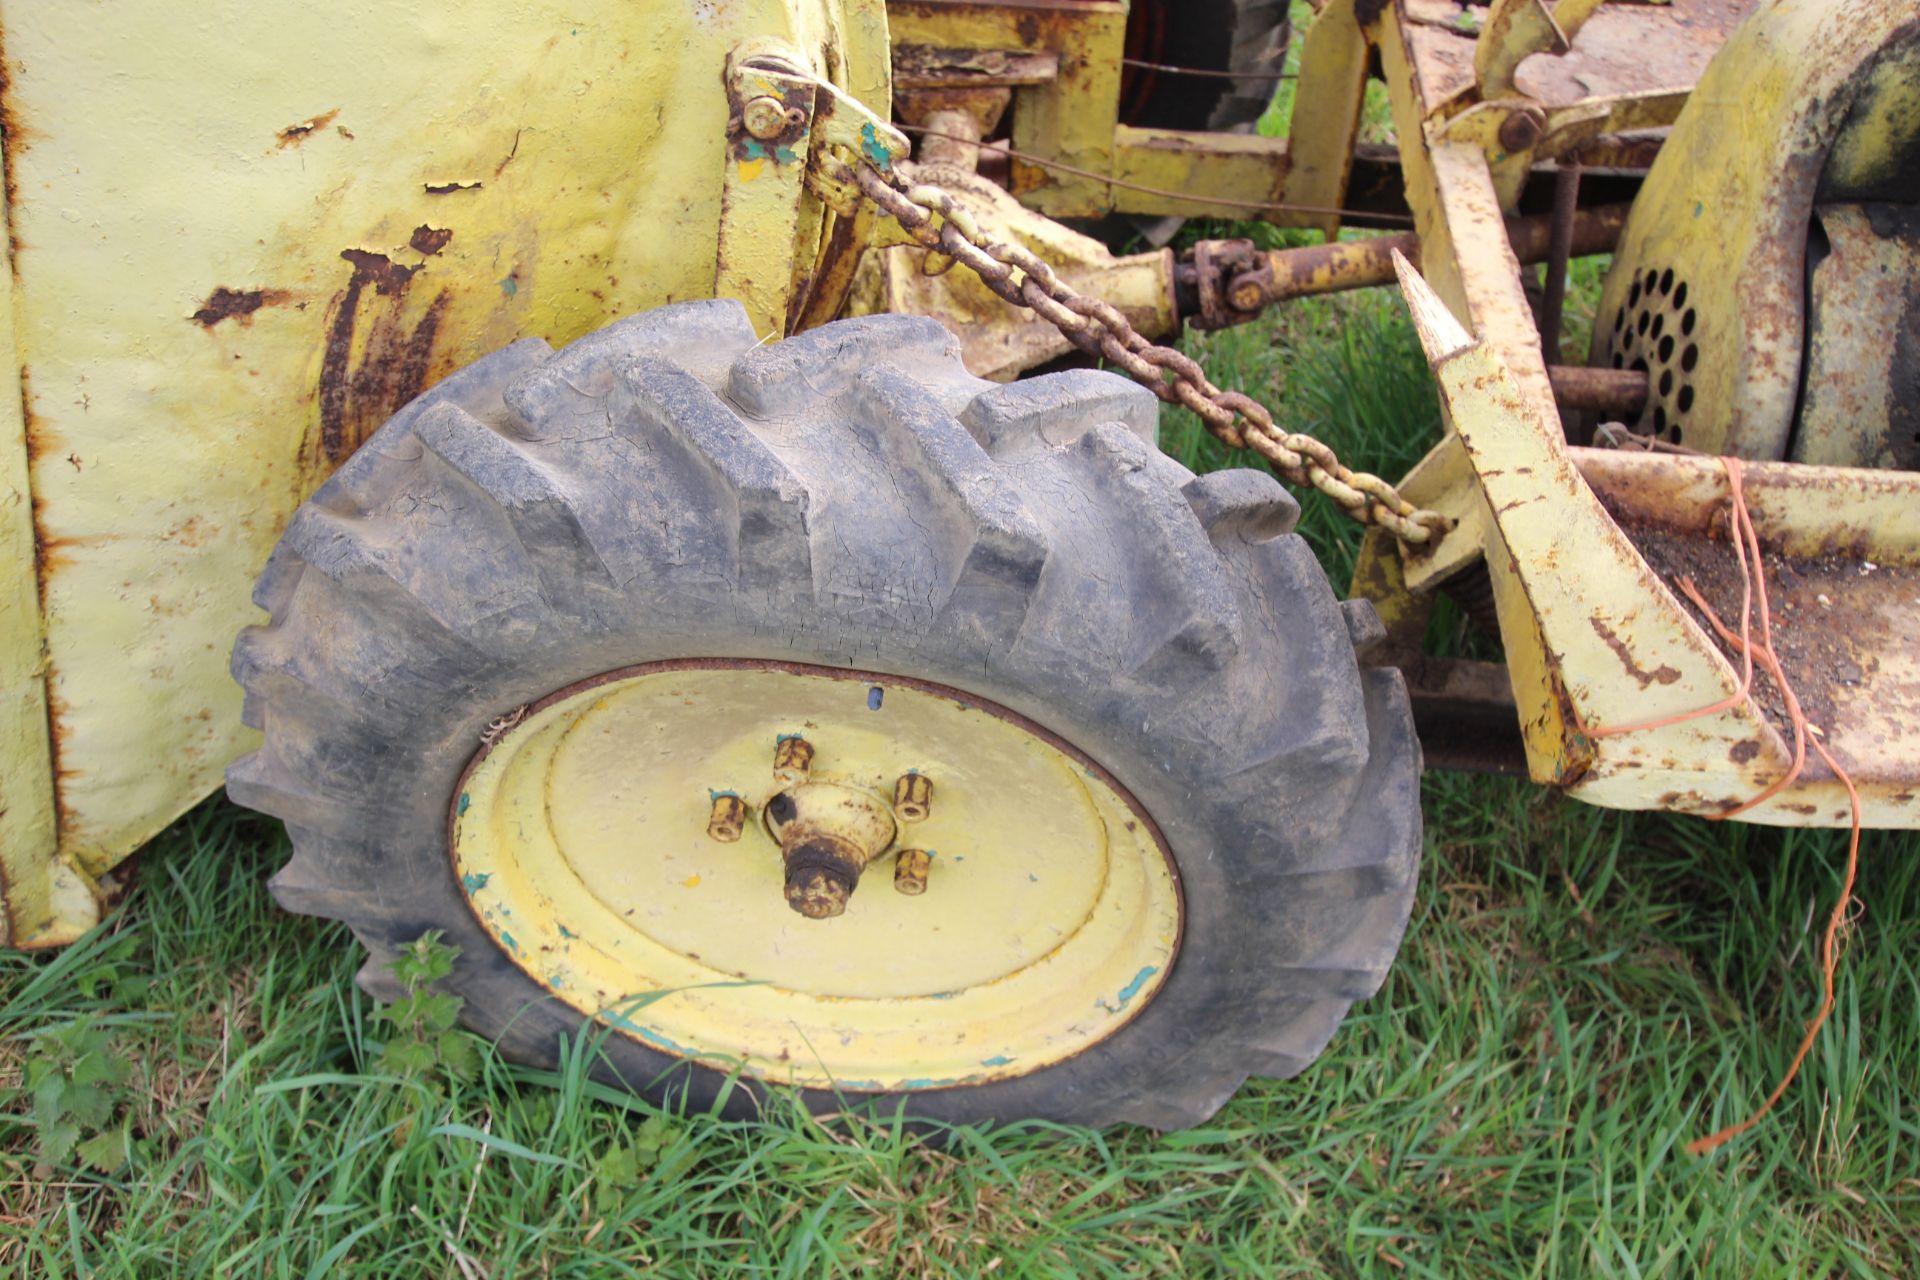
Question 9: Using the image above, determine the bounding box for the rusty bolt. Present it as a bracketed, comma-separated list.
[1496, 108, 1547, 154]
[740, 95, 791, 142]
[894, 848, 931, 896]
[1228, 273, 1271, 314]
[893, 772, 933, 823]
[707, 793, 748, 843]
[773, 735, 814, 786]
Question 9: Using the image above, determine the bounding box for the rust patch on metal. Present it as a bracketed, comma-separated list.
[409, 225, 454, 256]
[190, 286, 293, 328]
[1588, 616, 1681, 689]
[423, 180, 483, 195]
[0, 25, 28, 267]
[275, 108, 341, 149]
[314, 248, 451, 465]
[1730, 738, 1762, 764]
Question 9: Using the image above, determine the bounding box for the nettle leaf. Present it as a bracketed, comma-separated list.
[71, 1049, 131, 1089]
[31, 1075, 71, 1130]
[436, 1032, 479, 1082]
[392, 931, 460, 989]
[76, 1119, 133, 1175]
[417, 993, 464, 1035]
[65, 1084, 119, 1129]
[378, 1039, 438, 1075]
[39, 1118, 81, 1167]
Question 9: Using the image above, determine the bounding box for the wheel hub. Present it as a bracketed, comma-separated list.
[447, 659, 1183, 1091]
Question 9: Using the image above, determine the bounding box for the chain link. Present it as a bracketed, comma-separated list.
[853, 163, 1453, 545]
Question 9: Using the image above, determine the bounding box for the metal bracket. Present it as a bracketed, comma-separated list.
[714, 46, 908, 338]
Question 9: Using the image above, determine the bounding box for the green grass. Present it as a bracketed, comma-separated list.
[5, 285, 1917, 1275]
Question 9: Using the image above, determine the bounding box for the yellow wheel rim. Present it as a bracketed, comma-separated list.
[449, 660, 1183, 1091]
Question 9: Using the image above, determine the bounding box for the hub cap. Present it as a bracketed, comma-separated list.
[449, 659, 1182, 1091]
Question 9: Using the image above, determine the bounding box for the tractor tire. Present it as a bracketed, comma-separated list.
[1121, 0, 1292, 133]
[228, 300, 1421, 1130]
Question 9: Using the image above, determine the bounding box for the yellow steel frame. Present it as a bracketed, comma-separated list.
[0, 0, 891, 946]
[1345, 0, 1920, 827]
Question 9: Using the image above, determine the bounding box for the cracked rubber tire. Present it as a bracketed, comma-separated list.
[228, 300, 1421, 1130]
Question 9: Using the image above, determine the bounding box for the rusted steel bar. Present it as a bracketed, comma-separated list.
[1537, 160, 1582, 364]
[1250, 202, 1632, 306]
[1547, 365, 1649, 418]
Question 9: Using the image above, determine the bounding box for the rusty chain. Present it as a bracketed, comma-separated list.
[853, 163, 1453, 545]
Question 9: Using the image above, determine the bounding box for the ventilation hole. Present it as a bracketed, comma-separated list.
[1681, 308, 1697, 336]
[1670, 424, 1683, 444]
[1629, 280, 1642, 307]
[1659, 335, 1675, 362]
[1653, 405, 1669, 435]
[1659, 369, 1674, 397]
[868, 687, 884, 711]
[1612, 352, 1625, 369]
[1677, 384, 1694, 413]
[1651, 314, 1665, 340]
[1681, 343, 1699, 372]
[1637, 311, 1651, 335]
[1659, 268, 1674, 295]
[1630, 356, 1650, 374]
[1673, 281, 1688, 309]
[1623, 329, 1636, 351]
[1645, 269, 1660, 293]
[1614, 309, 1625, 333]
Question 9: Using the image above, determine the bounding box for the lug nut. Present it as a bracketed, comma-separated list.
[893, 772, 933, 823]
[707, 793, 748, 842]
[893, 848, 931, 896]
[741, 95, 790, 142]
[773, 735, 814, 786]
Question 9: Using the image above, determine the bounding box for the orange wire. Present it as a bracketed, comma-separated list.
[1572, 456, 1866, 1155]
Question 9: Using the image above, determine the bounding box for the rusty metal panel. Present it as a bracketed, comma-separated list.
[1590, 0, 1919, 456]
[0, 133, 60, 946]
[1, 0, 888, 923]
[1792, 204, 1920, 470]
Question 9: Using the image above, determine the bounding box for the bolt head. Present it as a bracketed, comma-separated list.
[1229, 279, 1268, 312]
[741, 96, 791, 142]
[1497, 109, 1546, 154]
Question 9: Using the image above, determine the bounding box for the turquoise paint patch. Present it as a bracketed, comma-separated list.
[461, 872, 491, 894]
[1694, 200, 1704, 218]
[456, 793, 470, 816]
[708, 788, 740, 801]
[860, 121, 892, 172]
[773, 144, 799, 165]
[1114, 965, 1158, 1009]
[980, 1055, 1013, 1067]
[775, 732, 803, 743]
[499, 930, 520, 955]
[558, 924, 578, 939]
[498, 273, 518, 297]
[742, 139, 767, 162]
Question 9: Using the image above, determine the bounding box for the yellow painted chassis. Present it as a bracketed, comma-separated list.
[1, 0, 1912, 948]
